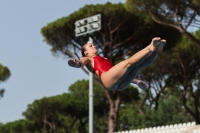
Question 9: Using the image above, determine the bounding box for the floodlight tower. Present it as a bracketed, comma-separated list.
[74, 14, 101, 133]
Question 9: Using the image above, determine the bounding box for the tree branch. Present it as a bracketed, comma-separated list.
[124, 90, 145, 115]
[182, 93, 196, 119]
[185, 11, 197, 30]
[174, 5, 181, 22]
[110, 19, 128, 34]
[149, 11, 200, 47]
[149, 11, 184, 32]
[112, 32, 137, 49]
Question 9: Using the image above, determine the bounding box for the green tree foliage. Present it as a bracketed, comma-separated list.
[68, 80, 108, 133]
[23, 93, 88, 133]
[0, 119, 35, 133]
[115, 95, 192, 131]
[41, 2, 180, 59]
[22, 79, 108, 133]
[0, 76, 196, 132]
[41, 2, 181, 132]
[137, 30, 200, 124]
[118, 103, 143, 131]
[142, 96, 192, 127]
[166, 34, 200, 124]
[0, 79, 140, 133]
[0, 64, 11, 99]
[124, 0, 200, 47]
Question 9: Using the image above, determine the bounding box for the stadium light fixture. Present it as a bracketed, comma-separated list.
[74, 14, 101, 37]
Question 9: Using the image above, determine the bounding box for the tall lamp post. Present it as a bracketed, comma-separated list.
[74, 14, 101, 133]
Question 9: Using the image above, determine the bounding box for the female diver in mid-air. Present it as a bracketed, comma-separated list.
[68, 37, 167, 91]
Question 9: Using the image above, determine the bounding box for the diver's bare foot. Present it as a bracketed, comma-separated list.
[156, 39, 167, 53]
[150, 37, 161, 51]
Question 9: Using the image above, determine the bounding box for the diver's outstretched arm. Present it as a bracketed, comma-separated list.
[68, 57, 90, 68]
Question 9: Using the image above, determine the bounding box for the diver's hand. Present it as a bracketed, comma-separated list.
[68, 59, 80, 68]
[137, 80, 148, 89]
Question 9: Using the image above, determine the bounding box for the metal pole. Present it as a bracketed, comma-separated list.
[74, 14, 101, 133]
[89, 72, 94, 133]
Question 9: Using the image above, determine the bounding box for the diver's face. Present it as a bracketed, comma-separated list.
[84, 43, 98, 56]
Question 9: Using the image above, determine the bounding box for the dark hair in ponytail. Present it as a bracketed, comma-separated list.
[81, 44, 87, 57]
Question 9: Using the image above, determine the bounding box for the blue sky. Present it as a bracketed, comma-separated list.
[0, 0, 124, 124]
